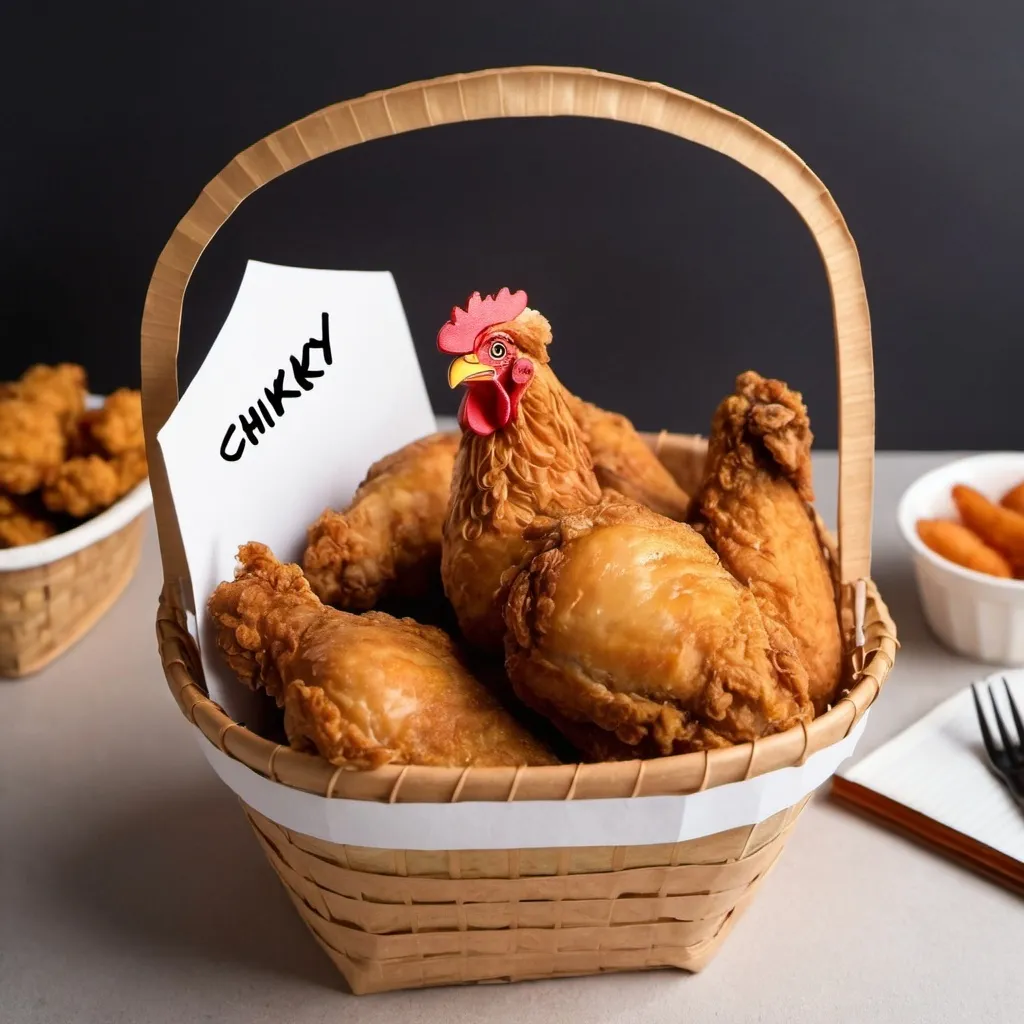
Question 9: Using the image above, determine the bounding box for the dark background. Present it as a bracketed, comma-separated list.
[2, 0, 1022, 449]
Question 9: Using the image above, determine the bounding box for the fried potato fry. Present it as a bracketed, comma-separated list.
[952, 484, 1024, 571]
[1001, 480, 1024, 517]
[917, 518, 1012, 578]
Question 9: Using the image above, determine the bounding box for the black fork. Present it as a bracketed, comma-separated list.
[972, 679, 1024, 813]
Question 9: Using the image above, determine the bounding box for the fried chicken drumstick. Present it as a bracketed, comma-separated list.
[209, 543, 557, 768]
[303, 432, 460, 609]
[693, 371, 843, 713]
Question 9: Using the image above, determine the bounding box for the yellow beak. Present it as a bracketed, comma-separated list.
[448, 353, 495, 388]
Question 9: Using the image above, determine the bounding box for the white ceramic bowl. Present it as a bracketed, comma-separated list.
[897, 452, 1024, 664]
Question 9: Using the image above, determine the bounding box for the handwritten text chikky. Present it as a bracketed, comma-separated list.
[220, 312, 333, 462]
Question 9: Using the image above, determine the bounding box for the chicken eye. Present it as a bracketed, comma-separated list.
[489, 340, 507, 361]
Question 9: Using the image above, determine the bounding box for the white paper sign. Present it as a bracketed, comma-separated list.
[157, 261, 436, 722]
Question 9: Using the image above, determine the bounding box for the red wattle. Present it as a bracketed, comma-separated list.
[461, 380, 511, 436]
[508, 358, 534, 420]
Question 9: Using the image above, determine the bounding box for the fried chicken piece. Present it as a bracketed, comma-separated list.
[303, 432, 460, 610]
[504, 499, 813, 758]
[41, 456, 118, 517]
[566, 395, 690, 520]
[694, 371, 842, 714]
[1, 363, 87, 433]
[69, 387, 144, 457]
[209, 543, 557, 768]
[0, 494, 56, 548]
[41, 447, 148, 518]
[84, 387, 144, 455]
[0, 398, 66, 494]
[40, 387, 148, 518]
[112, 446, 148, 492]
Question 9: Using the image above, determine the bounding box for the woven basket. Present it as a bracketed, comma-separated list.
[142, 67, 897, 994]
[0, 518, 144, 678]
[0, 454, 149, 678]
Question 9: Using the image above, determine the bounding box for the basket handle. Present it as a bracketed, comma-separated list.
[141, 66, 873, 590]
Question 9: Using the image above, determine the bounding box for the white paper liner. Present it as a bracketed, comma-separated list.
[197, 712, 868, 850]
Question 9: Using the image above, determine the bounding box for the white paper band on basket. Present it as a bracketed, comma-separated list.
[197, 712, 868, 850]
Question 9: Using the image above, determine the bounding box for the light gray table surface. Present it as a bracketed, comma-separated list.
[2, 452, 1022, 1024]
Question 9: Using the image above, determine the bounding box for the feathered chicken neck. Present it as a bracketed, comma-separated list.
[449, 363, 601, 538]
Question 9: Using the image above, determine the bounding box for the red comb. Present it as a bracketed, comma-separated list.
[437, 288, 528, 354]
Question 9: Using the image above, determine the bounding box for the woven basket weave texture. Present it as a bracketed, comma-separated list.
[0, 515, 145, 678]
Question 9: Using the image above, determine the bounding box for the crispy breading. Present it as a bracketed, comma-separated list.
[41, 456, 119, 517]
[86, 387, 144, 455]
[303, 432, 460, 610]
[1, 363, 87, 432]
[694, 371, 843, 713]
[40, 388, 147, 518]
[41, 446, 147, 519]
[566, 395, 690, 520]
[209, 543, 557, 768]
[0, 399, 66, 494]
[0, 494, 56, 548]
